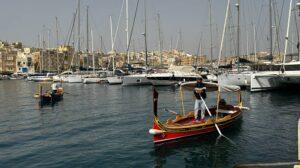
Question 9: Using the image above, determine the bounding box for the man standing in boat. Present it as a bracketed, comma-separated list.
[194, 77, 206, 123]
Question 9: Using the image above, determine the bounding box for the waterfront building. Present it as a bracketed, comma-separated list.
[0, 41, 18, 74]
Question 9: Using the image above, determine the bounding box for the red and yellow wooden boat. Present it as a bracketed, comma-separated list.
[149, 82, 247, 144]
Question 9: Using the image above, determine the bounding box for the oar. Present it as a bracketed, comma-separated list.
[164, 108, 178, 115]
[63, 92, 79, 96]
[199, 95, 223, 136]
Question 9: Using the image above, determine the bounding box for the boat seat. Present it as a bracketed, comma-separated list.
[217, 109, 235, 114]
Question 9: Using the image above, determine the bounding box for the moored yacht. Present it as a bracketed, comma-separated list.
[250, 61, 300, 91]
[82, 71, 111, 84]
[27, 73, 56, 82]
[218, 66, 254, 88]
[122, 73, 151, 86]
[147, 66, 202, 86]
[53, 71, 74, 82]
[53, 71, 86, 83]
[107, 69, 125, 85]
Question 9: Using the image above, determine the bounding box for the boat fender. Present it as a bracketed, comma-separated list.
[149, 129, 165, 135]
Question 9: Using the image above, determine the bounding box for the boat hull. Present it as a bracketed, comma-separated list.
[67, 75, 82, 83]
[107, 76, 123, 85]
[122, 75, 151, 86]
[218, 72, 252, 87]
[82, 78, 107, 84]
[151, 111, 242, 144]
[40, 94, 63, 106]
[250, 71, 281, 92]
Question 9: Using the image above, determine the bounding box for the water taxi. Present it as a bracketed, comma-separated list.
[149, 82, 246, 144]
[37, 83, 64, 106]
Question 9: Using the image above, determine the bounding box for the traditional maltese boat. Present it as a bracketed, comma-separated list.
[149, 82, 247, 144]
[38, 83, 64, 106]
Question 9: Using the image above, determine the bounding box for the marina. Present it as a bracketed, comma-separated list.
[1, 0, 300, 167]
[0, 80, 299, 167]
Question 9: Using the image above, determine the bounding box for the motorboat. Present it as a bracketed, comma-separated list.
[82, 71, 110, 84]
[53, 71, 74, 82]
[122, 73, 151, 86]
[27, 73, 56, 82]
[147, 66, 202, 86]
[250, 61, 300, 91]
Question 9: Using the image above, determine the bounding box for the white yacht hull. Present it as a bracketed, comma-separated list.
[122, 74, 151, 86]
[53, 76, 69, 82]
[107, 76, 123, 85]
[250, 71, 281, 92]
[280, 71, 300, 84]
[150, 80, 177, 86]
[218, 72, 252, 87]
[67, 75, 82, 83]
[206, 74, 218, 82]
[28, 76, 52, 82]
[82, 78, 107, 84]
[250, 71, 300, 92]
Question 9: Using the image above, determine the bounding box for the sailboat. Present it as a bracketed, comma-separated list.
[105, 10, 125, 85]
[147, 65, 202, 86]
[122, 0, 152, 86]
[53, 0, 83, 83]
[217, 0, 254, 88]
[108, 0, 131, 85]
[250, 0, 300, 91]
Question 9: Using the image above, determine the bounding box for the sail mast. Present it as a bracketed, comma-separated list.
[126, 0, 130, 64]
[86, 6, 89, 69]
[55, 16, 60, 73]
[209, 0, 213, 64]
[253, 24, 257, 63]
[110, 16, 115, 73]
[91, 29, 95, 73]
[77, 0, 81, 69]
[269, 0, 273, 63]
[217, 0, 231, 67]
[283, 0, 293, 68]
[236, 0, 240, 72]
[143, 0, 148, 67]
[77, 0, 81, 52]
[157, 13, 163, 67]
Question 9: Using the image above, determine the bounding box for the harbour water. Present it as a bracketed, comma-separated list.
[0, 80, 299, 168]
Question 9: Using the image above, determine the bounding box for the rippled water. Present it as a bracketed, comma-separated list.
[0, 80, 299, 168]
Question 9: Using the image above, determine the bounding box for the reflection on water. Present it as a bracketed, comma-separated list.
[0, 80, 299, 167]
[151, 120, 242, 168]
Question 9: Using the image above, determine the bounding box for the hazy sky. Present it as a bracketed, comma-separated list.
[0, 0, 296, 59]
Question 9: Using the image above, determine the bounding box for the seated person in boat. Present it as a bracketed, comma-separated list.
[51, 83, 62, 95]
[194, 77, 207, 123]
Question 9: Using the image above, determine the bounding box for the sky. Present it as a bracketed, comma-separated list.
[0, 0, 296, 59]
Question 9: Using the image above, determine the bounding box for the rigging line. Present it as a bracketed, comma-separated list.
[293, 4, 300, 60]
[256, 2, 265, 52]
[113, 0, 125, 51]
[277, 0, 286, 54]
[67, 9, 78, 46]
[126, 0, 140, 57]
[272, 0, 282, 55]
[88, 10, 104, 51]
